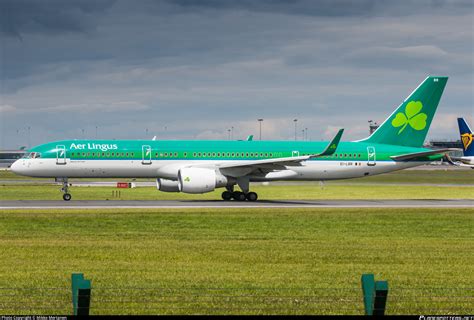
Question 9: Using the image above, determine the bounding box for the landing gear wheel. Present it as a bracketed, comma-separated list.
[232, 191, 246, 201]
[246, 192, 258, 201]
[221, 191, 232, 201]
[63, 193, 72, 201]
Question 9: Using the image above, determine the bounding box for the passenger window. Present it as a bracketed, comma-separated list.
[198, 153, 201, 157]
[193, 153, 196, 157]
[174, 152, 178, 157]
[184, 152, 187, 157]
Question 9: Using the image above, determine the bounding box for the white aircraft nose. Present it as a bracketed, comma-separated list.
[10, 159, 25, 175]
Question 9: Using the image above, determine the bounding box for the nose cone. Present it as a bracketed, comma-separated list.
[10, 159, 25, 176]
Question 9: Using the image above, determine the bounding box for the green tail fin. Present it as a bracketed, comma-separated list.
[361, 76, 448, 147]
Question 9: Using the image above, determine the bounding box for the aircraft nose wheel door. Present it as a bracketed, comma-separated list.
[367, 146, 376, 166]
[56, 145, 67, 165]
[142, 145, 152, 165]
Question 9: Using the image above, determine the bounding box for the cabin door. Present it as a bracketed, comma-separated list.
[142, 145, 152, 165]
[367, 146, 376, 166]
[56, 145, 66, 165]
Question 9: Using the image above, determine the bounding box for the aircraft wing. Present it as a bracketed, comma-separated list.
[190, 129, 344, 174]
[390, 148, 459, 161]
[214, 129, 343, 170]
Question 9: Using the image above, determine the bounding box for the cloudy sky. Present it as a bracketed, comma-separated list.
[1, 0, 473, 149]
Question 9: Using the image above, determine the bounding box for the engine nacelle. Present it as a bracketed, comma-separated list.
[178, 168, 228, 194]
[156, 178, 180, 192]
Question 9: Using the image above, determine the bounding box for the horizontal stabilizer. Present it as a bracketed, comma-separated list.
[390, 148, 459, 161]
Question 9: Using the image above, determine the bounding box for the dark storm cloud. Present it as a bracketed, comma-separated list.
[165, 0, 376, 17]
[0, 0, 115, 38]
[164, 0, 471, 16]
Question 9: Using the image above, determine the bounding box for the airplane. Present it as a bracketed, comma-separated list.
[446, 118, 474, 168]
[11, 76, 456, 201]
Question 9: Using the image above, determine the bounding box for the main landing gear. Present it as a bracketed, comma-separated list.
[60, 178, 72, 201]
[221, 191, 258, 201]
[221, 182, 258, 202]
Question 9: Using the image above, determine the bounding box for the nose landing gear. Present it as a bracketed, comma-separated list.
[59, 178, 72, 201]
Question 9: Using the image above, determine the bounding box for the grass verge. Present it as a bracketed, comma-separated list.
[0, 208, 472, 315]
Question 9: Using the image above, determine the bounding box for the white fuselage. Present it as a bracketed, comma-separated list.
[11, 157, 427, 181]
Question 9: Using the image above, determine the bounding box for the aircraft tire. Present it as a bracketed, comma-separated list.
[221, 191, 232, 201]
[246, 192, 258, 201]
[63, 193, 72, 201]
[233, 191, 246, 201]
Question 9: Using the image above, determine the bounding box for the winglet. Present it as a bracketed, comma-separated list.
[311, 128, 344, 158]
[246, 135, 254, 141]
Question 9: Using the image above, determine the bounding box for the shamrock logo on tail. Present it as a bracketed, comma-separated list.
[391, 101, 427, 134]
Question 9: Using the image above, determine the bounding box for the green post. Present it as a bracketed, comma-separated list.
[374, 280, 389, 315]
[72, 273, 91, 315]
[361, 274, 375, 315]
[361, 274, 389, 316]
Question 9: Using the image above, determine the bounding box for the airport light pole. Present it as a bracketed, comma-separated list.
[257, 119, 263, 140]
[146, 128, 149, 138]
[81, 128, 85, 139]
[305, 127, 308, 141]
[293, 119, 298, 141]
[95, 126, 98, 139]
[231, 126, 234, 140]
[227, 129, 231, 140]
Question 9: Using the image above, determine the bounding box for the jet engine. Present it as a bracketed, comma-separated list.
[178, 168, 228, 194]
[156, 178, 180, 192]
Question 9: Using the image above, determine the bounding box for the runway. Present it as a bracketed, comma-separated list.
[1, 199, 472, 209]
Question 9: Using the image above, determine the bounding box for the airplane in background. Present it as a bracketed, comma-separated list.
[446, 118, 474, 168]
[11, 76, 456, 201]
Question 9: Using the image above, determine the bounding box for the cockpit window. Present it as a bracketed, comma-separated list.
[28, 152, 41, 159]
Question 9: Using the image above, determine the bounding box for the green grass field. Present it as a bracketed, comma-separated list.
[0, 208, 472, 315]
[1, 184, 473, 201]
